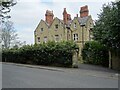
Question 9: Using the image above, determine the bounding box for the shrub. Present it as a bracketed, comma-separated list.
[2, 41, 78, 67]
[82, 41, 109, 67]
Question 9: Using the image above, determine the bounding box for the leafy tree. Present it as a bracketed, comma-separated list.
[93, 1, 120, 52]
[93, 1, 120, 69]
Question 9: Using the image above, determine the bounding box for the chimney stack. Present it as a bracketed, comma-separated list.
[45, 10, 54, 25]
[67, 14, 71, 21]
[76, 14, 78, 17]
[80, 5, 89, 18]
[63, 8, 71, 24]
[63, 8, 68, 24]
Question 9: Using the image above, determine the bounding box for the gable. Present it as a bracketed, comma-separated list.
[35, 20, 48, 32]
[70, 17, 80, 29]
[49, 17, 64, 29]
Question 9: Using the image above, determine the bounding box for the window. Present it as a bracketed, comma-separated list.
[41, 28, 43, 32]
[55, 35, 59, 42]
[37, 37, 40, 42]
[55, 24, 58, 29]
[44, 36, 47, 43]
[74, 23, 77, 28]
[73, 34, 78, 41]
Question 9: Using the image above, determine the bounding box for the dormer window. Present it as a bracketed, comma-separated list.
[74, 23, 77, 28]
[55, 24, 58, 29]
[41, 28, 43, 32]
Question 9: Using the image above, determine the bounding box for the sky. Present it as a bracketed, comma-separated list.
[9, 0, 115, 45]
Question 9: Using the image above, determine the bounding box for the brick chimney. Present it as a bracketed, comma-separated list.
[80, 5, 89, 18]
[76, 14, 78, 17]
[63, 8, 68, 24]
[63, 8, 71, 24]
[45, 10, 54, 25]
[67, 14, 71, 21]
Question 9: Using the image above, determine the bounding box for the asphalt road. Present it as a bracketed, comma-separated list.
[2, 63, 118, 88]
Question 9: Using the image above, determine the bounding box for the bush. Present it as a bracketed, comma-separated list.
[2, 41, 78, 67]
[82, 41, 109, 67]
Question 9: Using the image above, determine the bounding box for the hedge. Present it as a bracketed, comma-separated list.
[82, 41, 109, 67]
[2, 41, 78, 67]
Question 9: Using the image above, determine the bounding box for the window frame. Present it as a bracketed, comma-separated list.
[41, 28, 43, 32]
[73, 33, 78, 41]
[55, 24, 58, 29]
[74, 23, 77, 29]
[37, 37, 40, 42]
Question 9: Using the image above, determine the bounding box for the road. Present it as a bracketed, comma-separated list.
[2, 63, 118, 88]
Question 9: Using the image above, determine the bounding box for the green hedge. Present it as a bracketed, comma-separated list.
[2, 41, 78, 67]
[82, 41, 109, 67]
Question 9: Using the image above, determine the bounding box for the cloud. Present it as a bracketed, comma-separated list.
[9, 0, 115, 44]
[17, 27, 34, 44]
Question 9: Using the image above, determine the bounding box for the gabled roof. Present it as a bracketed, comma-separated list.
[35, 15, 91, 31]
[66, 16, 90, 28]
[34, 19, 49, 32]
[77, 16, 89, 25]
[67, 20, 73, 27]
[48, 17, 64, 28]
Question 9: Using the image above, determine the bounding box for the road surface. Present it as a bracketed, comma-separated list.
[2, 63, 118, 88]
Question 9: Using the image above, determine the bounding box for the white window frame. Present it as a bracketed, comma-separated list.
[55, 35, 59, 42]
[44, 36, 47, 43]
[73, 33, 78, 41]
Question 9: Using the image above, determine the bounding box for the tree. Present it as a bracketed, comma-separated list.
[2, 21, 19, 49]
[93, 1, 120, 52]
[0, 0, 17, 47]
[0, 0, 24, 49]
[93, 1, 120, 69]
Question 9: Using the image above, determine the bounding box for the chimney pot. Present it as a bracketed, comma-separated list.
[45, 10, 54, 25]
[76, 14, 78, 17]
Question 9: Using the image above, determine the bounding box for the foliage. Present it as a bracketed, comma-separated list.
[93, 1, 120, 53]
[2, 41, 78, 67]
[82, 41, 109, 67]
[0, 0, 17, 21]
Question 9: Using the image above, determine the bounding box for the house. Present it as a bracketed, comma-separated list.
[34, 5, 94, 61]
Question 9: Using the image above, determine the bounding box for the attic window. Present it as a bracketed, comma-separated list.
[55, 24, 58, 29]
[74, 23, 77, 28]
[41, 28, 43, 32]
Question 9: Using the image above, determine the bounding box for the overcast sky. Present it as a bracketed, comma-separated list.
[9, 0, 115, 45]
